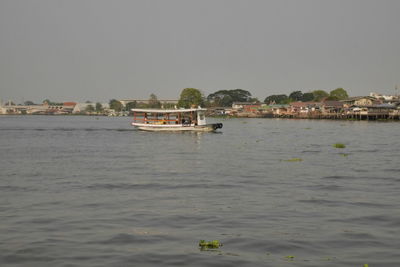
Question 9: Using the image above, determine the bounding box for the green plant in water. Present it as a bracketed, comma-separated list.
[364, 264, 369, 267]
[332, 143, 346, 148]
[340, 153, 349, 157]
[283, 158, 303, 162]
[199, 240, 222, 249]
[285, 255, 295, 261]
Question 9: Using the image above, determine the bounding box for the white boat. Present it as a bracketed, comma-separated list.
[131, 108, 223, 132]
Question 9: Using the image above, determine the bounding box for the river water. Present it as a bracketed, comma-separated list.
[1, 115, 399, 266]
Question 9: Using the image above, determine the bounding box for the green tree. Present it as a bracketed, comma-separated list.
[148, 93, 161, 108]
[207, 89, 252, 107]
[178, 88, 204, 108]
[289, 91, 303, 102]
[109, 99, 123, 112]
[264, 94, 289, 104]
[249, 97, 260, 103]
[162, 102, 176, 109]
[218, 94, 233, 107]
[42, 99, 62, 105]
[301, 92, 314, 102]
[312, 90, 329, 101]
[95, 102, 103, 113]
[328, 88, 349, 100]
[125, 101, 137, 111]
[85, 104, 95, 113]
[24, 101, 35, 106]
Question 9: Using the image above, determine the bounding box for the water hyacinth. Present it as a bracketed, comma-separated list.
[332, 143, 346, 148]
[282, 158, 303, 162]
[285, 255, 295, 261]
[199, 240, 222, 249]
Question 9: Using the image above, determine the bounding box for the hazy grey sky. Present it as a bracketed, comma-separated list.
[1, 0, 399, 103]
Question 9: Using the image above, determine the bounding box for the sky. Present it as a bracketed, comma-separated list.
[0, 0, 399, 103]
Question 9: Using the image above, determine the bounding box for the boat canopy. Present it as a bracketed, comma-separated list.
[131, 108, 207, 113]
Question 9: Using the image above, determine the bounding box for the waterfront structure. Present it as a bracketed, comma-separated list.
[231, 102, 260, 110]
[370, 92, 398, 101]
[341, 96, 379, 108]
[318, 101, 344, 114]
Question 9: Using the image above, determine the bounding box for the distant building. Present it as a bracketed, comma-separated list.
[341, 96, 380, 108]
[232, 102, 260, 110]
[288, 102, 318, 113]
[269, 104, 289, 115]
[319, 100, 344, 114]
[370, 92, 398, 101]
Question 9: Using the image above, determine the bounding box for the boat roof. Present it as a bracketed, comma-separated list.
[131, 108, 207, 113]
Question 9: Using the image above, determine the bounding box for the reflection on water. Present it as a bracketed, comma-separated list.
[1, 115, 400, 267]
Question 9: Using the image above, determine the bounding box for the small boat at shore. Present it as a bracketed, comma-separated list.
[131, 108, 223, 132]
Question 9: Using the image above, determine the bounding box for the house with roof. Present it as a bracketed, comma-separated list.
[232, 102, 261, 110]
[318, 100, 344, 114]
[288, 102, 319, 114]
[341, 96, 380, 108]
[269, 104, 290, 116]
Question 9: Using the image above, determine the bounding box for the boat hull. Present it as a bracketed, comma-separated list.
[132, 123, 223, 132]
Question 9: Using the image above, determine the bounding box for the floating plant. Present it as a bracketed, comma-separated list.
[332, 143, 346, 148]
[199, 240, 222, 249]
[282, 158, 303, 162]
[285, 255, 295, 261]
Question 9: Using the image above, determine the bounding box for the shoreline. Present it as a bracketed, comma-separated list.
[2, 113, 399, 121]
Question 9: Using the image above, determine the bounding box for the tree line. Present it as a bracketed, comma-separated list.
[264, 88, 349, 104]
[176, 87, 349, 108]
[21, 87, 350, 112]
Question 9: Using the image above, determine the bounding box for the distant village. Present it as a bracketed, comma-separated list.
[218, 92, 400, 120]
[1, 90, 400, 120]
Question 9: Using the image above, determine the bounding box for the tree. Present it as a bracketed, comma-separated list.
[301, 92, 314, 102]
[162, 102, 176, 109]
[178, 88, 204, 108]
[289, 91, 303, 102]
[95, 102, 103, 113]
[249, 97, 260, 103]
[264, 94, 289, 104]
[312, 90, 329, 101]
[207, 89, 252, 107]
[328, 88, 349, 100]
[229, 89, 252, 102]
[24, 101, 35, 106]
[42, 99, 62, 105]
[109, 99, 123, 112]
[218, 94, 233, 107]
[125, 101, 137, 111]
[148, 93, 161, 108]
[85, 104, 95, 113]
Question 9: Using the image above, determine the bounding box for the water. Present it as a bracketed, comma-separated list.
[1, 115, 399, 266]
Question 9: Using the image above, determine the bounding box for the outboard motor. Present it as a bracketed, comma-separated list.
[212, 123, 223, 130]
